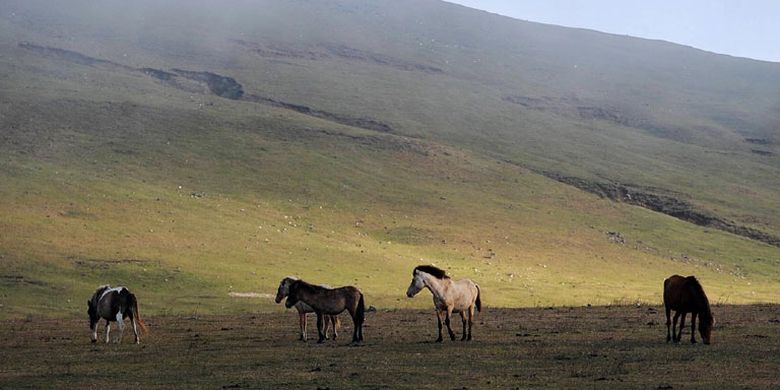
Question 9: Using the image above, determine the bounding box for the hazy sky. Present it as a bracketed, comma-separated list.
[448, 0, 780, 63]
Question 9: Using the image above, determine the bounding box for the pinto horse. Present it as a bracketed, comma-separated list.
[87, 285, 147, 344]
[406, 265, 481, 342]
[664, 275, 714, 344]
[275, 276, 341, 341]
[284, 279, 365, 343]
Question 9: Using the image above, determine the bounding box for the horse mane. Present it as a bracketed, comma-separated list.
[290, 279, 328, 293]
[686, 276, 713, 323]
[414, 265, 449, 279]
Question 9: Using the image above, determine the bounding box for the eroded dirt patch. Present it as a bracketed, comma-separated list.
[538, 171, 780, 247]
[244, 94, 394, 133]
[503, 94, 670, 137]
[20, 42, 394, 134]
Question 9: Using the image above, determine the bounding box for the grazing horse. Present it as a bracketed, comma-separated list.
[275, 276, 341, 341]
[406, 265, 481, 342]
[284, 279, 365, 343]
[87, 285, 147, 344]
[664, 275, 714, 344]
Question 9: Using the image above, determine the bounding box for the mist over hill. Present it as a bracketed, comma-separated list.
[1, 0, 778, 317]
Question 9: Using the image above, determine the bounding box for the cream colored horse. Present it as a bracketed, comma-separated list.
[406, 265, 481, 341]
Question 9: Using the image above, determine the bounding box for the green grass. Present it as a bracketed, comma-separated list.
[0, 0, 779, 319]
[1, 94, 777, 317]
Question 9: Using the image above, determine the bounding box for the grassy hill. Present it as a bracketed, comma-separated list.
[1, 0, 778, 318]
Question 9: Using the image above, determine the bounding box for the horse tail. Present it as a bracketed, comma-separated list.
[475, 284, 482, 312]
[356, 291, 366, 323]
[130, 293, 148, 333]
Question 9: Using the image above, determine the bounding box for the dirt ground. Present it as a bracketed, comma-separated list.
[1, 305, 778, 389]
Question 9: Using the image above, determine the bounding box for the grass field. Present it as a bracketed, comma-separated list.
[1, 0, 779, 321]
[1, 2, 778, 387]
[1, 305, 779, 388]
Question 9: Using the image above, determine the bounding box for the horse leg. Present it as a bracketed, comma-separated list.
[324, 315, 332, 340]
[677, 312, 687, 343]
[316, 312, 326, 343]
[459, 312, 467, 341]
[444, 308, 456, 341]
[104, 320, 111, 344]
[672, 312, 681, 343]
[351, 312, 362, 343]
[115, 311, 125, 344]
[467, 306, 474, 341]
[357, 314, 363, 342]
[299, 312, 307, 341]
[130, 313, 140, 344]
[665, 306, 672, 342]
[331, 316, 340, 340]
[435, 311, 444, 342]
[690, 312, 698, 344]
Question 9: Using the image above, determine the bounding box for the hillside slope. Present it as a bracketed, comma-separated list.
[0, 0, 778, 317]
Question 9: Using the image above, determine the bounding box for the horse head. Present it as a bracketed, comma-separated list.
[285, 281, 301, 308]
[86, 300, 99, 341]
[699, 313, 714, 345]
[87, 285, 110, 342]
[275, 276, 298, 304]
[408, 265, 449, 297]
[406, 269, 426, 298]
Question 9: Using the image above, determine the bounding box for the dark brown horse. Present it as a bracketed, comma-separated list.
[285, 279, 365, 343]
[663, 275, 713, 344]
[275, 276, 341, 341]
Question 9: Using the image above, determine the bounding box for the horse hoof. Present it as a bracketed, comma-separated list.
[691, 340, 697, 344]
[91, 340, 96, 344]
[435, 338, 443, 343]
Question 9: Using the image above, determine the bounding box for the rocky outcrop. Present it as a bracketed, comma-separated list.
[541, 171, 780, 247]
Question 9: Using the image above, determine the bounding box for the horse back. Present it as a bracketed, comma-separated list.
[664, 275, 704, 312]
[450, 278, 479, 311]
[98, 287, 134, 320]
[333, 286, 362, 304]
[301, 284, 361, 315]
